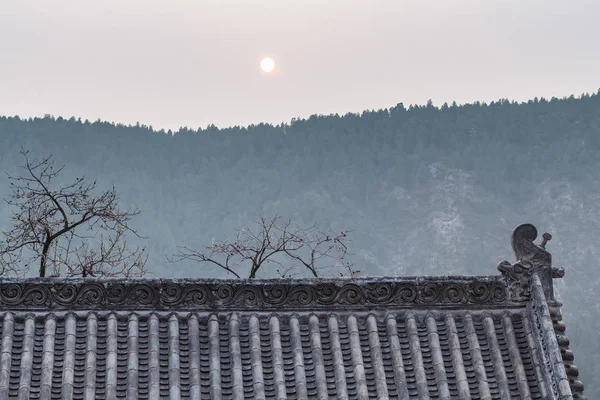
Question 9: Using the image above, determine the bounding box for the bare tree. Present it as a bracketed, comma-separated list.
[168, 215, 357, 279]
[0, 149, 148, 278]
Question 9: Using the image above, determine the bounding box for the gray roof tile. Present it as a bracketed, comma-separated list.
[0, 310, 552, 399]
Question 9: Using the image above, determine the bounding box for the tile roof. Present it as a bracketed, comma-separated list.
[0, 224, 586, 399]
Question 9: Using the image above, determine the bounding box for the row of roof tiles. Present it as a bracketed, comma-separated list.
[1, 309, 542, 400]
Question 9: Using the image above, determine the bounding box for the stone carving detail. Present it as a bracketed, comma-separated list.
[0, 277, 508, 310]
[498, 223, 564, 302]
[497, 260, 533, 302]
[511, 223, 552, 270]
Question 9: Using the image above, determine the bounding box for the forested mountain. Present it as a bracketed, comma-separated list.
[1, 91, 600, 395]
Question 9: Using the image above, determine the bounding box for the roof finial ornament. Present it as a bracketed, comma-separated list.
[510, 223, 551, 267]
[499, 223, 561, 302]
[540, 232, 552, 249]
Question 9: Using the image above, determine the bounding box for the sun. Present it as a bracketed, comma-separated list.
[260, 57, 276, 73]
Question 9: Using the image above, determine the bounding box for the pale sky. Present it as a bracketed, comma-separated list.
[1, 0, 598, 130]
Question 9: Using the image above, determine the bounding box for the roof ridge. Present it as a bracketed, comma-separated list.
[529, 273, 586, 399]
[0, 275, 512, 311]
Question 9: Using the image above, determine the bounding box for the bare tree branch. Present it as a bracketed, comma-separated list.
[167, 244, 242, 278]
[169, 215, 356, 279]
[0, 149, 149, 278]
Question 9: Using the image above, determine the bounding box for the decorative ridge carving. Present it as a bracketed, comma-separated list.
[511, 224, 551, 267]
[497, 260, 532, 302]
[0, 276, 509, 311]
[498, 223, 563, 302]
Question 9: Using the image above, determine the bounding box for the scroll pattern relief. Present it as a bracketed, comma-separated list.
[0, 278, 508, 310]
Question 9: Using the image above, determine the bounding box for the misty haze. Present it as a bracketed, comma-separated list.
[1, 1, 598, 398]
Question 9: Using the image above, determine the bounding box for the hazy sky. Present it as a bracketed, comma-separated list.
[1, 0, 598, 130]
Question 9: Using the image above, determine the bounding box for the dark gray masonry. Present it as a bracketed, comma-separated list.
[0, 224, 585, 399]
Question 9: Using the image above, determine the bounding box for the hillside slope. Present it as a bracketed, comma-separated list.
[1, 91, 599, 394]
